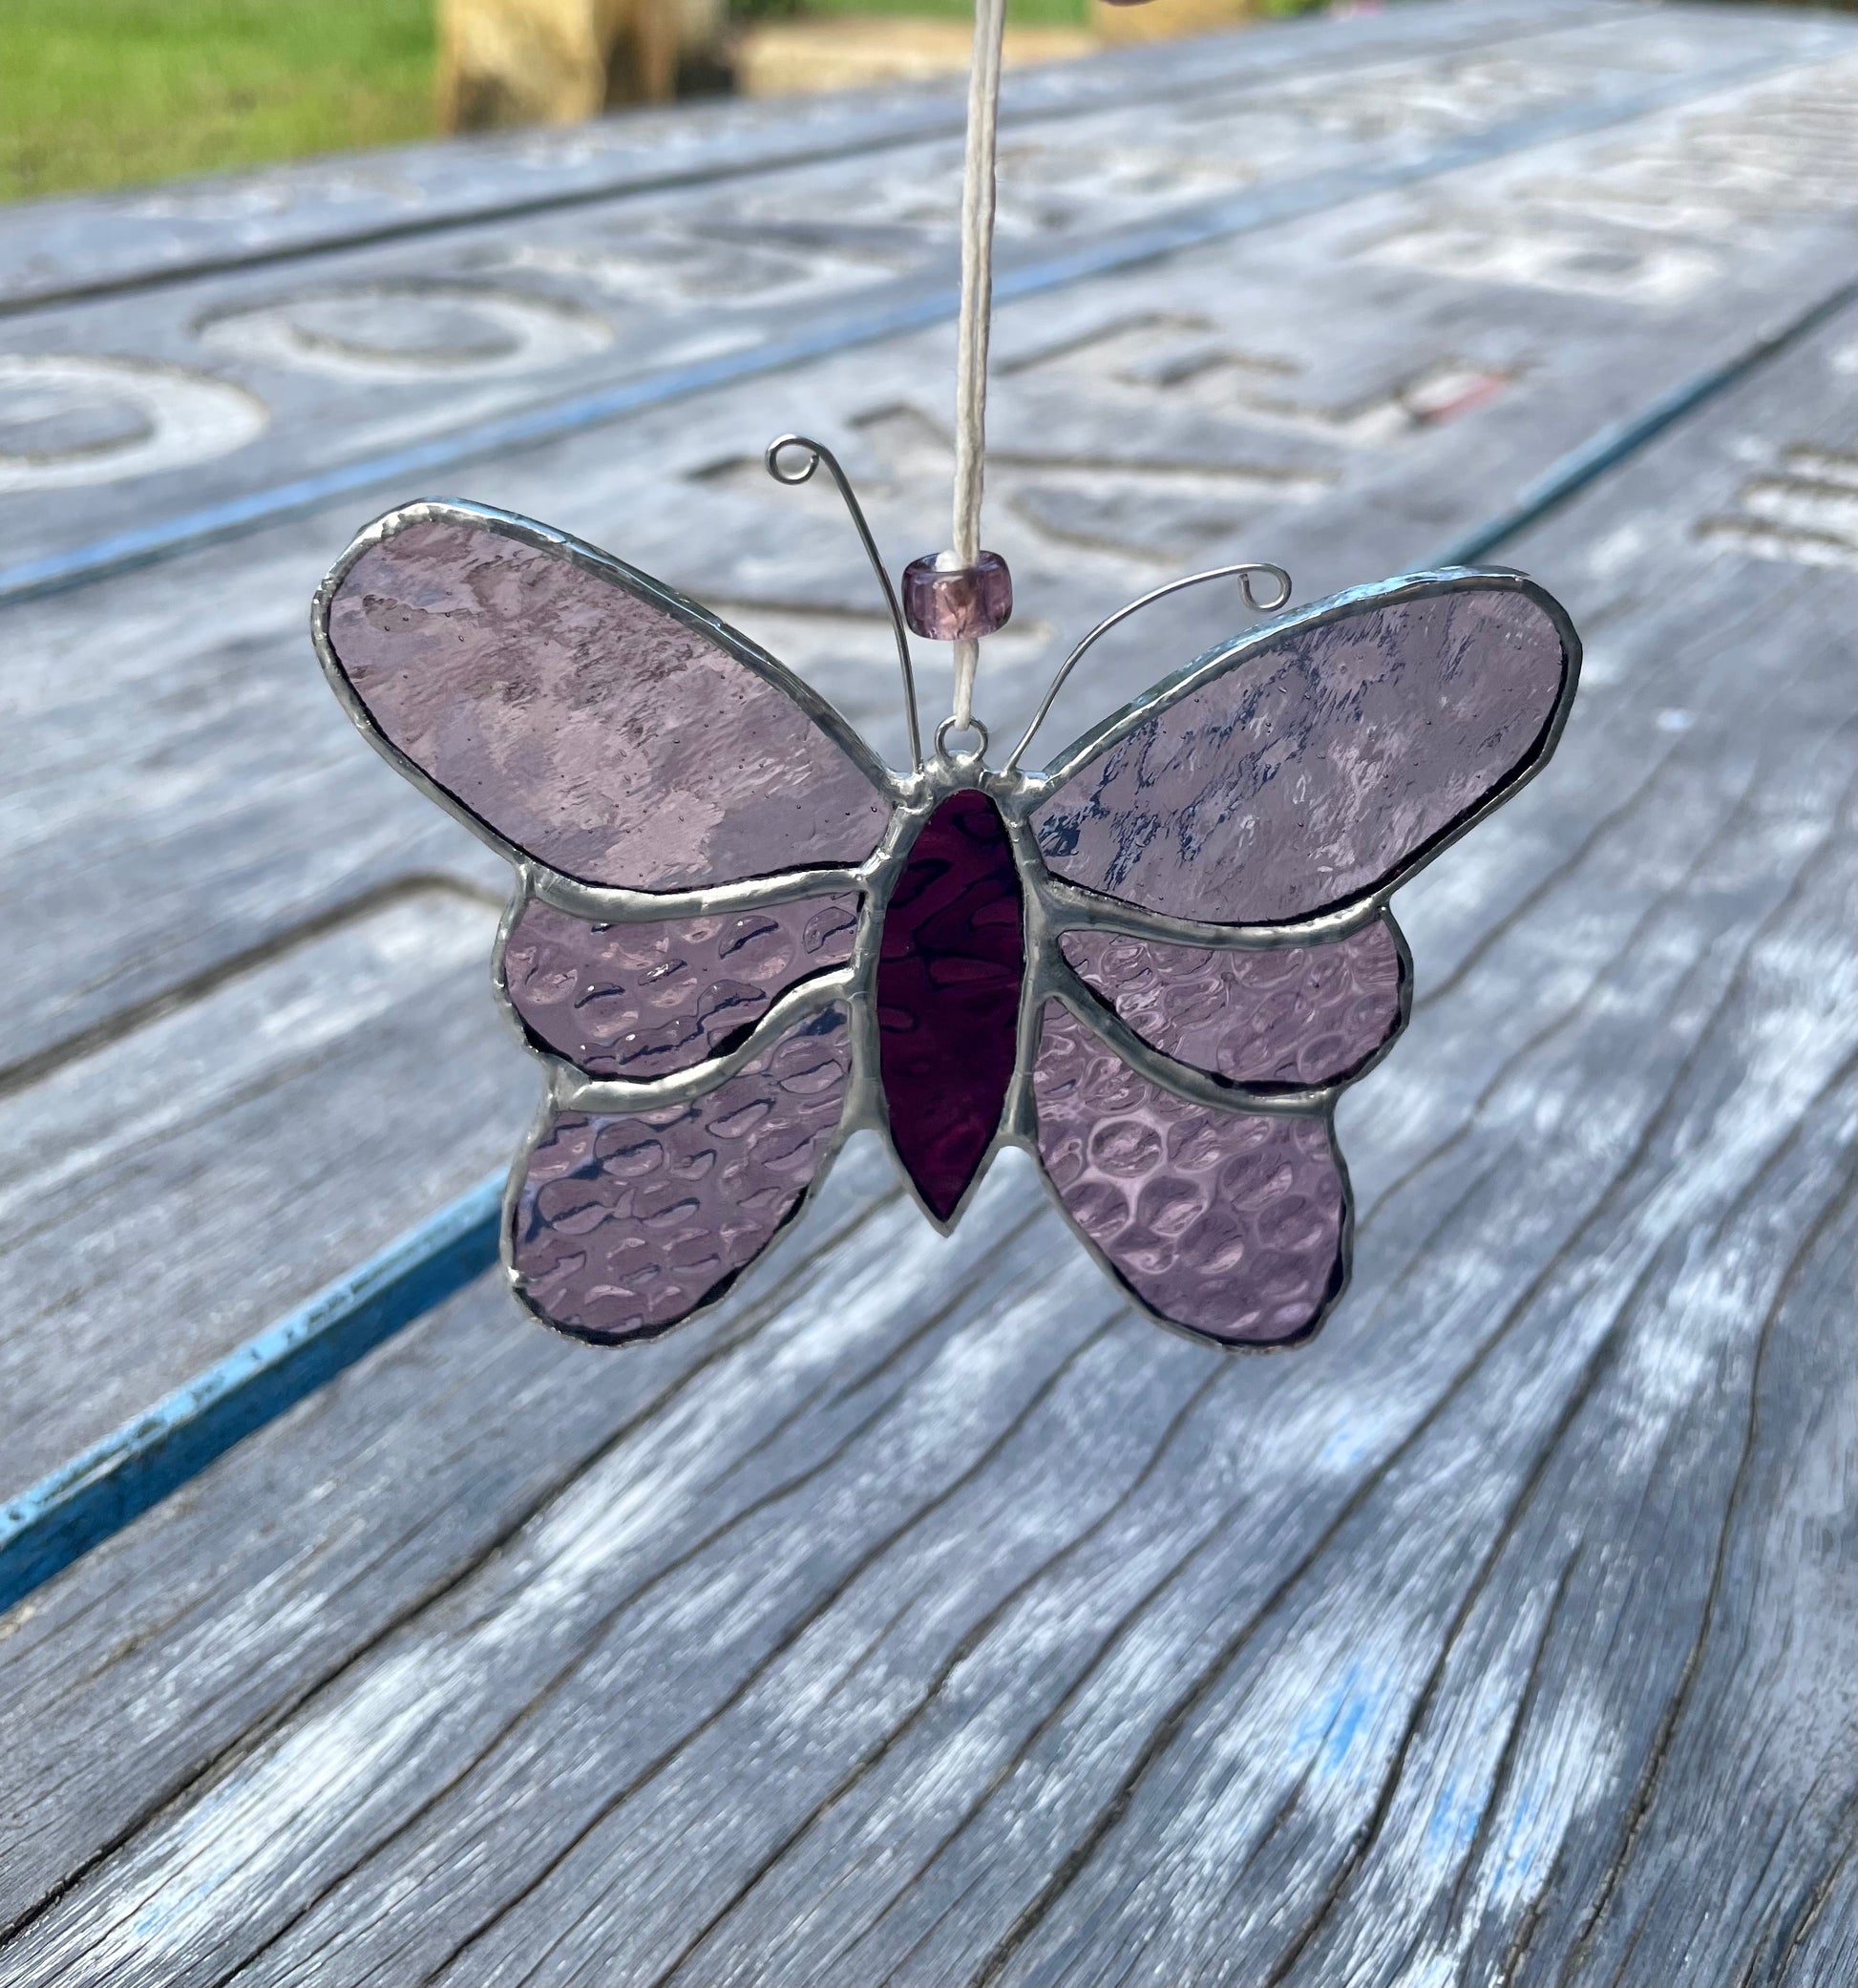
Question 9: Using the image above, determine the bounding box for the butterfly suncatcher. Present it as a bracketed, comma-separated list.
[311, 445, 1580, 1351]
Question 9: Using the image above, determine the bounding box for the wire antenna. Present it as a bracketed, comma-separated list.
[1003, 561, 1293, 774]
[766, 433, 923, 770]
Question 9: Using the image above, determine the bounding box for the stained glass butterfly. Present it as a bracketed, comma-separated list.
[312, 441, 1578, 1351]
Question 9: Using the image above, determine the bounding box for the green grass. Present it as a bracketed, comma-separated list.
[0, 0, 1327, 206]
[7, 0, 1095, 203]
[0, 0, 436, 203]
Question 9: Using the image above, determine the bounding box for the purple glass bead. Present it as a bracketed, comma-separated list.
[876, 790, 1024, 1221]
[901, 551, 1013, 642]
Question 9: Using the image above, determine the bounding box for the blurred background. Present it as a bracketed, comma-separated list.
[1, 0, 1344, 204]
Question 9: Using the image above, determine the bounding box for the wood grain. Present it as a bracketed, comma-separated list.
[1, 5, 1844, 585]
[0, 289, 1848, 1985]
[0, 884, 532, 1503]
[0, 9, 1851, 1978]
[0, 0, 1574, 310]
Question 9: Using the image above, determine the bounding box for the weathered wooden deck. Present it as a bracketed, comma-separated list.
[1, 2, 1853, 1979]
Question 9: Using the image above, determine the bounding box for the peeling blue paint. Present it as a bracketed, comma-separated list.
[0, 1172, 504, 1615]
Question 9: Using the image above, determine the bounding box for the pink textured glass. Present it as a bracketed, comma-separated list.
[877, 791, 1024, 1220]
[326, 518, 892, 889]
[1033, 1003, 1345, 1343]
[511, 1008, 852, 1341]
[901, 551, 1013, 641]
[1061, 918, 1404, 1087]
[503, 894, 858, 1078]
[1031, 588, 1570, 922]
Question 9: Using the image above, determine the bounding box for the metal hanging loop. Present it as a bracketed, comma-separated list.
[934, 714, 991, 765]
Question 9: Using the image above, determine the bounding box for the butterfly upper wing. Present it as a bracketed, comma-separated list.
[314, 502, 895, 890]
[1022, 569, 1576, 1345]
[1028, 570, 1578, 927]
[313, 502, 888, 1343]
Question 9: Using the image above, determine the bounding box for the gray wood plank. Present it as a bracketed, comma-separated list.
[0, 292, 1847, 1984]
[0, 884, 533, 1504]
[1, 24, 1851, 1593]
[0, 0, 1578, 310]
[2, 5, 1845, 584]
[0, 1143, 914, 1935]
[5, 41, 1851, 1071]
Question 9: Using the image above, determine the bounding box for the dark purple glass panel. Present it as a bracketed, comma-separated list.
[876, 790, 1024, 1221]
[510, 1007, 852, 1342]
[1031, 585, 1571, 923]
[325, 518, 892, 890]
[502, 893, 859, 1078]
[1061, 916, 1404, 1088]
[1032, 1003, 1346, 1343]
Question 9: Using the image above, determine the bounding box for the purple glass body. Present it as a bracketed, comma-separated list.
[313, 503, 1578, 1349]
[876, 790, 1024, 1220]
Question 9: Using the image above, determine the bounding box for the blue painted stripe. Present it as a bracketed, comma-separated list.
[1436, 278, 1858, 567]
[0, 1172, 504, 1615]
[0, 45, 1807, 610]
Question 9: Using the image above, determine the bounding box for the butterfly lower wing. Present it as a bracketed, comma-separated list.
[1058, 914, 1408, 1090]
[1030, 894, 1408, 1345]
[496, 884, 865, 1339]
[1029, 1001, 1348, 1347]
[314, 501, 894, 890]
[1029, 569, 1577, 929]
[509, 1005, 856, 1343]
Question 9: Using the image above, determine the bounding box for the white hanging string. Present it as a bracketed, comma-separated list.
[949, 0, 1007, 732]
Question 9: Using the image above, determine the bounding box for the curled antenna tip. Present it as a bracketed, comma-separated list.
[765, 434, 821, 486]
[1240, 563, 1294, 612]
[1003, 559, 1295, 774]
[761, 432, 923, 769]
